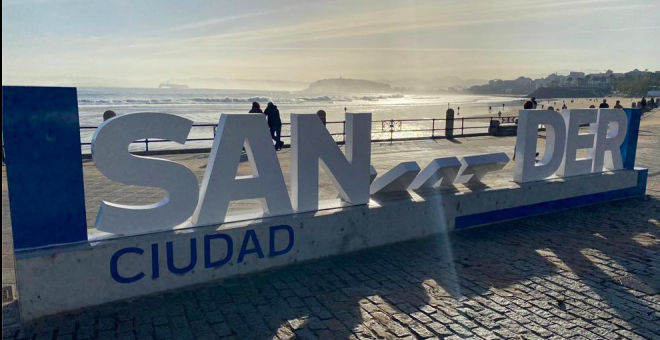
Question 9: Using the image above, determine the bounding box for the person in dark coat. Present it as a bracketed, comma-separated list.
[599, 99, 610, 108]
[640, 97, 647, 110]
[264, 102, 283, 150]
[249, 102, 262, 113]
[103, 110, 116, 121]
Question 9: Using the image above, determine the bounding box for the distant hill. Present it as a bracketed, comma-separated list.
[306, 78, 392, 93]
[378, 77, 488, 90]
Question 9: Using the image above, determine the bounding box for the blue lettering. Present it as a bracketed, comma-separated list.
[237, 229, 264, 263]
[204, 234, 233, 268]
[269, 225, 294, 257]
[110, 247, 145, 283]
[166, 238, 197, 274]
[151, 243, 160, 279]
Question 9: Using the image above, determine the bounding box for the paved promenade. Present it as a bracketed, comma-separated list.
[2, 111, 659, 339]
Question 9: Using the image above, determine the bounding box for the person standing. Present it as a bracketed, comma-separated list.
[103, 110, 116, 121]
[316, 110, 327, 125]
[599, 99, 610, 108]
[640, 97, 647, 110]
[264, 102, 283, 150]
[249, 102, 263, 113]
[531, 97, 538, 109]
[614, 100, 624, 109]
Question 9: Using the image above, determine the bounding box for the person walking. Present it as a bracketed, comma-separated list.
[264, 102, 283, 150]
[531, 97, 538, 109]
[649, 97, 655, 109]
[599, 99, 610, 108]
[249, 102, 263, 113]
[640, 97, 647, 110]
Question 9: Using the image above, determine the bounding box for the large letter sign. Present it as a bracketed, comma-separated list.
[5, 86, 649, 323]
[514, 108, 630, 183]
[92, 113, 200, 234]
[557, 109, 598, 177]
[291, 113, 372, 212]
[514, 110, 566, 183]
[591, 109, 628, 172]
[192, 114, 293, 226]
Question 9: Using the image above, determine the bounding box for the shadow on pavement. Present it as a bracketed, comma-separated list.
[3, 196, 659, 339]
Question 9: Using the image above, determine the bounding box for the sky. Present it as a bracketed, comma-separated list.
[2, 0, 660, 87]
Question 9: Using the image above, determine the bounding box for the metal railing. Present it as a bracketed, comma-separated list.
[78, 116, 514, 155]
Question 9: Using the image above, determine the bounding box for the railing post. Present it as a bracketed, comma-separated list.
[145, 138, 149, 152]
[342, 121, 346, 143]
[461, 117, 465, 136]
[431, 118, 435, 138]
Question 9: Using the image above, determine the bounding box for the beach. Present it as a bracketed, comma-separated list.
[76, 87, 649, 153]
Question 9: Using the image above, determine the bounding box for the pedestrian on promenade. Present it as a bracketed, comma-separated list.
[514, 101, 539, 161]
[641, 97, 647, 110]
[531, 97, 538, 109]
[562, 103, 568, 110]
[316, 110, 327, 125]
[649, 97, 655, 109]
[614, 100, 624, 109]
[599, 99, 610, 108]
[264, 102, 283, 150]
[249, 102, 263, 113]
[103, 110, 116, 121]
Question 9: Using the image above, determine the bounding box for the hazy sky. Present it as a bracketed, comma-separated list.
[3, 0, 659, 85]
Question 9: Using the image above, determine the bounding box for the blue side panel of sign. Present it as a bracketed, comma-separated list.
[2, 86, 88, 250]
[621, 108, 641, 170]
[454, 169, 647, 230]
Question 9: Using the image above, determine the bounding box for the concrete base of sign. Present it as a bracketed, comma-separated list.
[15, 168, 647, 322]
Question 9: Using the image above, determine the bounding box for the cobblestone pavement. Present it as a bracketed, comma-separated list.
[2, 111, 659, 339]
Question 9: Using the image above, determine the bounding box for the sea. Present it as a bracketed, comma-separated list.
[77, 87, 524, 153]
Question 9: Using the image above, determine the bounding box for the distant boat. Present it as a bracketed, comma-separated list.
[158, 81, 189, 89]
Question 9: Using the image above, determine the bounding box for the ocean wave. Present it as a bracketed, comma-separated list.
[293, 96, 335, 102]
[187, 96, 272, 103]
[78, 98, 175, 105]
[77, 94, 406, 106]
[359, 94, 405, 101]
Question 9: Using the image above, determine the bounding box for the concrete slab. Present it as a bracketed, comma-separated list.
[14, 167, 646, 321]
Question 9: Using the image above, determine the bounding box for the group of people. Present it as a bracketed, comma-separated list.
[638, 96, 657, 111]
[523, 97, 658, 112]
[250, 102, 329, 151]
[250, 102, 284, 150]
